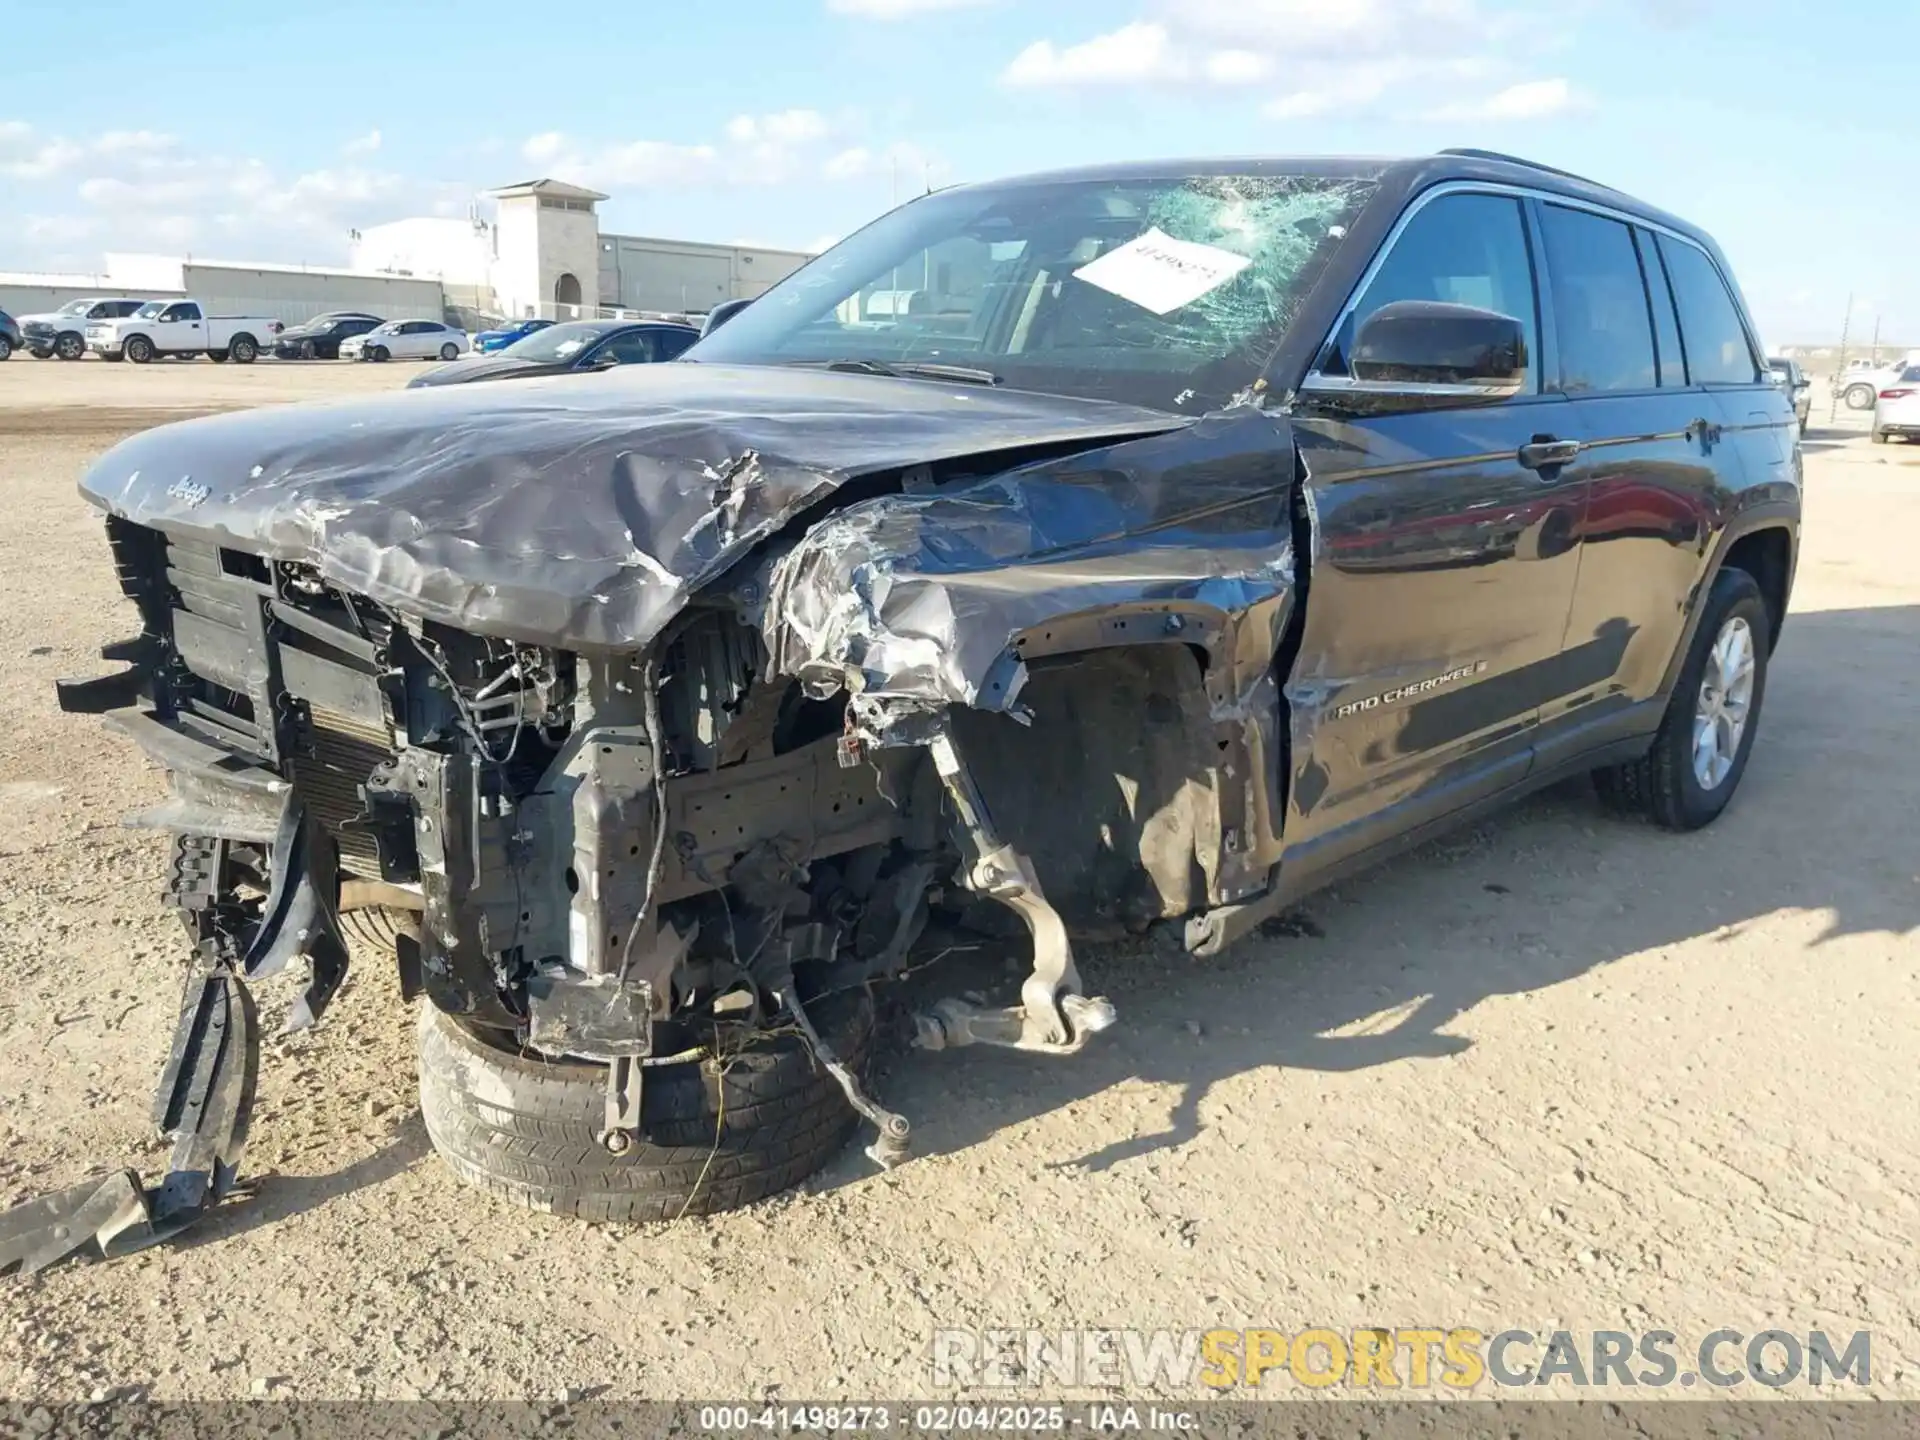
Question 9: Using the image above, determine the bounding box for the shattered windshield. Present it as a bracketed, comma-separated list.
[687, 170, 1380, 412]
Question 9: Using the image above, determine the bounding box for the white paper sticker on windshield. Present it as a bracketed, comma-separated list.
[1070, 227, 1253, 316]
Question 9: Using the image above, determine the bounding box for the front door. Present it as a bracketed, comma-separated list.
[1283, 189, 1585, 882]
[157, 302, 202, 351]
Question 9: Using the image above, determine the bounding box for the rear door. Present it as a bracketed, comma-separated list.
[1535, 203, 1723, 760]
[1554, 221, 1782, 740]
[1284, 188, 1587, 877]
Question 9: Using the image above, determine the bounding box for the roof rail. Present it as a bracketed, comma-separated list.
[1437, 148, 1613, 191]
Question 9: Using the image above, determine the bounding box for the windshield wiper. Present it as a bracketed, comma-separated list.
[820, 358, 1002, 387]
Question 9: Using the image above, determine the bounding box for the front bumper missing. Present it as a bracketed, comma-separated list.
[0, 971, 256, 1275]
[3, 699, 352, 1274]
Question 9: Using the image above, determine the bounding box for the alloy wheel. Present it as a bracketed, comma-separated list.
[1692, 615, 1755, 791]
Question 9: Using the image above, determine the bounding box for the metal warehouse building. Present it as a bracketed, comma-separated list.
[4, 176, 818, 330]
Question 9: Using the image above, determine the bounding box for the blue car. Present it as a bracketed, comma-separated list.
[472, 317, 556, 354]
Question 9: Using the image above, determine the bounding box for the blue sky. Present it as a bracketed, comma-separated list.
[2, 0, 1911, 343]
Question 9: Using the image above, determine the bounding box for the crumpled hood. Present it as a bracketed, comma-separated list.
[78, 363, 1189, 651]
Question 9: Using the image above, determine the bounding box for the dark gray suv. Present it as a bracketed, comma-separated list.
[7, 149, 1797, 1269]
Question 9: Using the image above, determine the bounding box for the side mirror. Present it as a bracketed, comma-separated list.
[1302, 300, 1528, 410]
[700, 297, 753, 338]
[590, 352, 622, 370]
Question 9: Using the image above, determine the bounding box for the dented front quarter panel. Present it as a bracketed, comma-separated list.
[760, 407, 1300, 909]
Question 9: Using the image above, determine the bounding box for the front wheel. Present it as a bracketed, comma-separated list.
[369, 345, 390, 363]
[1845, 383, 1876, 410]
[208, 350, 229, 363]
[124, 335, 154, 364]
[417, 989, 871, 1222]
[1593, 567, 1769, 830]
[0, 336, 12, 361]
[55, 333, 85, 361]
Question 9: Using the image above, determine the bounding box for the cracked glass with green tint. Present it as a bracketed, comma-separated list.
[688, 169, 1383, 413]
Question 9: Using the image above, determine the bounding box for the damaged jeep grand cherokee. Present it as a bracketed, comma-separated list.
[3, 150, 1799, 1271]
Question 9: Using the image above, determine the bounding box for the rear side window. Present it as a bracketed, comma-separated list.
[654, 328, 697, 360]
[1657, 236, 1760, 385]
[1322, 191, 1538, 391]
[1539, 204, 1656, 394]
[1635, 228, 1687, 387]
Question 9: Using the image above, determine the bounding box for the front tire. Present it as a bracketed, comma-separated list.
[369, 345, 390, 363]
[55, 332, 85, 361]
[0, 336, 12, 361]
[1593, 567, 1769, 831]
[417, 989, 871, 1222]
[124, 335, 154, 364]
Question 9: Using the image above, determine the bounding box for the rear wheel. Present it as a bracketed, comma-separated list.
[417, 989, 871, 1221]
[1593, 567, 1769, 831]
[230, 335, 258, 364]
[299, 338, 317, 360]
[1872, 429, 1888, 444]
[1845, 383, 1876, 410]
[439, 342, 460, 361]
[124, 335, 154, 364]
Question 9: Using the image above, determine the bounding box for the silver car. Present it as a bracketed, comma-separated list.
[340, 319, 471, 362]
[1871, 361, 1920, 444]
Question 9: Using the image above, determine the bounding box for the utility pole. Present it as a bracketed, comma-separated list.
[1869, 313, 1882, 365]
[1831, 293, 1853, 422]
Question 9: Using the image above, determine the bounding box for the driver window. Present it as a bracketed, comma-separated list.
[1320, 192, 1538, 392]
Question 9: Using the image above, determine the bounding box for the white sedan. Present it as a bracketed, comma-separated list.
[341, 319, 471, 363]
[1870, 361, 1920, 445]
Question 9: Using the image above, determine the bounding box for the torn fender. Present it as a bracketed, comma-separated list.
[760, 408, 1301, 906]
[77, 364, 1186, 652]
[762, 408, 1299, 735]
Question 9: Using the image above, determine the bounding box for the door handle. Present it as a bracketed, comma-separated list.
[1686, 418, 1722, 448]
[1518, 436, 1581, 472]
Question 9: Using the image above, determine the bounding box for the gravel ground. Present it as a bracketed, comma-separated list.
[0, 359, 1916, 1404]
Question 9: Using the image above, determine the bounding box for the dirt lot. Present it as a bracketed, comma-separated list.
[1, 358, 1917, 1403]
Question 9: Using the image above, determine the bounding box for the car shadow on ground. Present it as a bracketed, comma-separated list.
[828, 601, 1919, 1181]
[169, 1114, 435, 1252]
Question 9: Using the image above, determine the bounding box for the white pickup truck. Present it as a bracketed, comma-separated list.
[86, 299, 283, 364]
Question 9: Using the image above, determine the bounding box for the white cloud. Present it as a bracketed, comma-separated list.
[1003, 23, 1174, 86]
[1000, 0, 1577, 120]
[344, 128, 382, 156]
[520, 111, 939, 193]
[1425, 76, 1582, 120]
[826, 0, 989, 16]
[2, 120, 467, 270]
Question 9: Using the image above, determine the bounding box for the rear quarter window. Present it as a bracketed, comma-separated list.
[1657, 236, 1761, 385]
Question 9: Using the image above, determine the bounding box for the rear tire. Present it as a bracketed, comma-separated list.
[300, 339, 317, 360]
[1592, 567, 1769, 831]
[230, 335, 258, 364]
[439, 342, 460, 361]
[417, 989, 871, 1222]
[1845, 383, 1875, 410]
